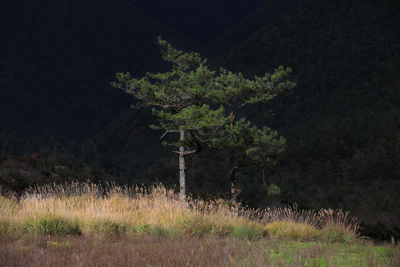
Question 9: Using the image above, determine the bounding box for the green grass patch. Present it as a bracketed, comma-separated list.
[320, 226, 356, 243]
[83, 220, 130, 235]
[0, 220, 11, 238]
[180, 215, 231, 236]
[130, 224, 151, 235]
[265, 221, 321, 241]
[23, 216, 81, 236]
[47, 240, 72, 250]
[149, 226, 182, 237]
[233, 224, 264, 240]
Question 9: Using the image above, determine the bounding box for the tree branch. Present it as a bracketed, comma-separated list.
[182, 150, 198, 156]
[187, 130, 204, 155]
[160, 129, 180, 139]
[237, 102, 248, 111]
[150, 103, 170, 109]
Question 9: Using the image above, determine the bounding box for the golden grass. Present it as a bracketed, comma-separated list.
[0, 182, 359, 242]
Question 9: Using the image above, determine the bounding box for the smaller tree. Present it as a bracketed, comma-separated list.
[209, 67, 295, 204]
[112, 38, 225, 205]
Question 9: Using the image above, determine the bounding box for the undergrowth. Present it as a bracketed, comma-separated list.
[0, 182, 359, 242]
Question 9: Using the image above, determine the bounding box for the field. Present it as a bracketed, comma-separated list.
[0, 182, 399, 266]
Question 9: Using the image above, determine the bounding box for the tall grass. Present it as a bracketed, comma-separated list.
[0, 182, 359, 242]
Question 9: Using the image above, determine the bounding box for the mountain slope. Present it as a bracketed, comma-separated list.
[132, 0, 268, 43]
[205, 0, 305, 57]
[205, 0, 400, 237]
[0, 0, 192, 140]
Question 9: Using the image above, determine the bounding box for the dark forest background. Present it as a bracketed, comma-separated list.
[1, 0, 399, 240]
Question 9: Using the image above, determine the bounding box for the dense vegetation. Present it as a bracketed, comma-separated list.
[1, 0, 399, 241]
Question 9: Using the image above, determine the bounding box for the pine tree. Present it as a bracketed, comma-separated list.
[113, 38, 294, 205]
[209, 67, 295, 204]
[112, 38, 225, 205]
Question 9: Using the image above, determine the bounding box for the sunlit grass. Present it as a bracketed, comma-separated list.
[0, 182, 359, 241]
[0, 182, 398, 265]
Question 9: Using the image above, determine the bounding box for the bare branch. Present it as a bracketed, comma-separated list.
[150, 103, 170, 109]
[160, 129, 180, 139]
[182, 150, 198, 156]
[237, 102, 248, 111]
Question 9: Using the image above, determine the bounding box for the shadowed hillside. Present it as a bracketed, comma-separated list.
[206, 0, 400, 239]
[0, 0, 193, 140]
[133, 0, 268, 43]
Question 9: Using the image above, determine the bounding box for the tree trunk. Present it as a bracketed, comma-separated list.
[229, 167, 239, 205]
[261, 167, 266, 187]
[179, 129, 186, 206]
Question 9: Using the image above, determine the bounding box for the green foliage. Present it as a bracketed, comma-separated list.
[113, 37, 223, 144]
[113, 37, 294, 203]
[265, 221, 321, 241]
[209, 66, 294, 105]
[149, 226, 182, 237]
[131, 224, 151, 235]
[211, 119, 286, 167]
[180, 215, 231, 236]
[23, 216, 82, 236]
[233, 224, 264, 240]
[47, 240, 72, 250]
[0, 220, 11, 238]
[85, 221, 129, 236]
[321, 226, 356, 243]
[205, 62, 294, 202]
[267, 184, 281, 196]
[181, 216, 215, 236]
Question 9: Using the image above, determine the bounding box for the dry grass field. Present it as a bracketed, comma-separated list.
[0, 182, 398, 266]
